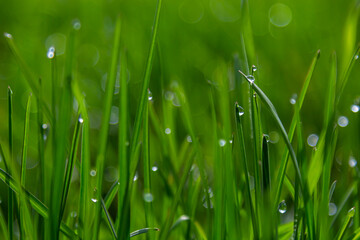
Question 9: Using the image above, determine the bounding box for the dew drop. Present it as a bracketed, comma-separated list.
[278, 200, 287, 214]
[247, 75, 255, 84]
[307, 134, 319, 147]
[148, 89, 153, 101]
[218, 139, 226, 147]
[78, 117, 84, 123]
[42, 124, 48, 130]
[91, 198, 98, 203]
[143, 192, 154, 202]
[337, 116, 349, 127]
[251, 65, 257, 75]
[72, 19, 81, 30]
[229, 140, 233, 144]
[4, 32, 12, 39]
[186, 135, 192, 143]
[236, 104, 245, 117]
[269, 131, 279, 144]
[290, 93, 297, 105]
[47, 46, 55, 59]
[351, 104, 359, 113]
[349, 156, 357, 168]
[152, 166, 158, 172]
[328, 202, 337, 216]
[165, 128, 171, 135]
[355, 55, 359, 60]
[70, 211, 77, 218]
[164, 91, 174, 101]
[133, 172, 138, 181]
[90, 169, 96, 177]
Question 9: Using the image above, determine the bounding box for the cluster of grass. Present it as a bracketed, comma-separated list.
[0, 0, 360, 239]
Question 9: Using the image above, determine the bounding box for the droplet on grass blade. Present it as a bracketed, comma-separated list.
[4, 32, 13, 39]
[278, 200, 287, 214]
[151, 166, 158, 172]
[355, 55, 359, 60]
[72, 19, 81, 30]
[218, 139, 226, 147]
[351, 104, 359, 113]
[90, 169, 97, 177]
[143, 192, 154, 203]
[70, 211, 77, 218]
[307, 134, 319, 147]
[349, 156, 357, 168]
[247, 75, 255, 84]
[47, 46, 55, 59]
[251, 65, 257, 75]
[329, 202, 337, 216]
[133, 172, 138, 181]
[290, 93, 297, 105]
[165, 128, 171, 135]
[337, 116, 349, 127]
[148, 89, 153, 101]
[91, 198, 98, 203]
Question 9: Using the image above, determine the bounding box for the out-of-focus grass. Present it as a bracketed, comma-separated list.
[0, 0, 360, 239]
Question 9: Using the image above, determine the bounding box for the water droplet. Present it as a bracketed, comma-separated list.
[278, 200, 287, 214]
[152, 166, 158, 172]
[229, 140, 233, 144]
[91, 198, 98, 203]
[47, 46, 55, 59]
[4, 32, 12, 39]
[148, 89, 153, 101]
[269, 3, 292, 27]
[351, 104, 359, 113]
[90, 169, 96, 177]
[72, 19, 81, 30]
[349, 156, 357, 168]
[186, 135, 192, 143]
[247, 75, 255, 84]
[165, 128, 171, 135]
[78, 117, 84, 123]
[337, 116, 349, 127]
[45, 33, 66, 55]
[143, 192, 154, 202]
[179, 215, 190, 221]
[109, 106, 119, 125]
[104, 167, 118, 182]
[263, 134, 270, 142]
[165, 91, 174, 101]
[191, 164, 200, 180]
[269, 131, 279, 144]
[133, 172, 138, 181]
[236, 104, 245, 117]
[329, 202, 337, 216]
[42, 124, 48, 129]
[307, 134, 319, 147]
[218, 139, 226, 147]
[290, 93, 297, 105]
[355, 55, 359, 60]
[70, 211, 77, 218]
[251, 65, 257, 75]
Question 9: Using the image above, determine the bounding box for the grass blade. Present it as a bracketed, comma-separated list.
[238, 70, 304, 194]
[335, 207, 356, 240]
[93, 16, 121, 238]
[60, 114, 82, 221]
[21, 93, 31, 188]
[130, 228, 159, 238]
[101, 198, 117, 239]
[7, 86, 14, 240]
[235, 103, 258, 238]
[272, 50, 320, 211]
[129, 0, 163, 184]
[117, 50, 130, 240]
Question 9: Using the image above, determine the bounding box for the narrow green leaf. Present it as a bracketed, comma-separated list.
[21, 93, 31, 187]
[130, 228, 159, 238]
[271, 50, 320, 209]
[335, 207, 356, 240]
[7, 86, 14, 240]
[93, 16, 121, 238]
[235, 103, 258, 239]
[101, 198, 117, 239]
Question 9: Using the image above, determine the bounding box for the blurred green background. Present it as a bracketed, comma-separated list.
[0, 0, 359, 237]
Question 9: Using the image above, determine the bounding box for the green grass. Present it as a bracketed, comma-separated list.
[0, 0, 360, 239]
